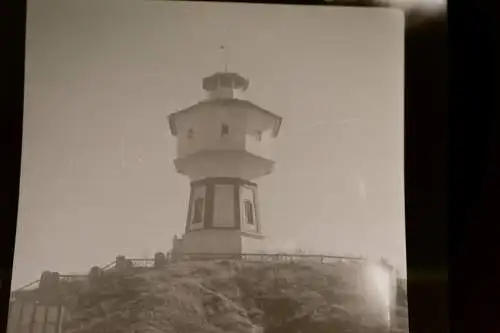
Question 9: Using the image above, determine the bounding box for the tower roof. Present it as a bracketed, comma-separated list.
[202, 72, 249, 91]
[168, 99, 282, 137]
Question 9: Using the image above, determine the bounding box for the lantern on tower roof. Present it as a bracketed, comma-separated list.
[202, 72, 249, 92]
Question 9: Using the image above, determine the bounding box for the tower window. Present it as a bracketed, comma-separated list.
[192, 198, 204, 224]
[255, 131, 262, 141]
[243, 200, 255, 225]
[187, 128, 194, 139]
[221, 124, 229, 137]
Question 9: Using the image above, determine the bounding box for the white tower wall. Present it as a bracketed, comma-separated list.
[180, 229, 243, 254]
[174, 104, 247, 159]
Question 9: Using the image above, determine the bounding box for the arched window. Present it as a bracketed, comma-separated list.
[192, 198, 204, 224]
[243, 200, 254, 225]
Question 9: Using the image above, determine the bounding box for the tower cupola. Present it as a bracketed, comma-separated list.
[202, 72, 249, 100]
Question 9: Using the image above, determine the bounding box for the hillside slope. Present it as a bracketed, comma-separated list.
[54, 260, 406, 333]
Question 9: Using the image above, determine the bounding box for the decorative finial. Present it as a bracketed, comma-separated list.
[220, 45, 228, 72]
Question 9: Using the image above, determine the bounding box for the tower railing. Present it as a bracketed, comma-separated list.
[11, 259, 118, 297]
[11, 252, 369, 295]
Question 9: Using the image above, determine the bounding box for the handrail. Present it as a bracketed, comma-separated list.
[176, 252, 364, 261]
[100, 260, 117, 271]
[59, 274, 87, 281]
[12, 279, 40, 292]
[11, 252, 367, 294]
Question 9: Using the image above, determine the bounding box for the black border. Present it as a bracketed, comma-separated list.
[404, 6, 448, 333]
[449, 0, 500, 332]
[2, 0, 26, 331]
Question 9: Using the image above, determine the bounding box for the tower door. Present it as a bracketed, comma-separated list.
[213, 185, 235, 227]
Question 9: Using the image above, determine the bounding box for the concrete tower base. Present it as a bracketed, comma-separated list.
[177, 229, 265, 256]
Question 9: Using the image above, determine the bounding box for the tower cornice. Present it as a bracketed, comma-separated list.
[167, 99, 282, 137]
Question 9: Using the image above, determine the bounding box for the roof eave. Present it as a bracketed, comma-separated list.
[168, 99, 283, 138]
[167, 113, 178, 136]
[272, 117, 283, 138]
[245, 101, 282, 137]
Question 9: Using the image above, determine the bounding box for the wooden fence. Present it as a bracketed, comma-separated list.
[11, 252, 366, 295]
[8, 252, 406, 333]
[7, 301, 65, 333]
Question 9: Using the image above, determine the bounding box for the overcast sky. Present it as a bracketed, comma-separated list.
[13, 0, 405, 289]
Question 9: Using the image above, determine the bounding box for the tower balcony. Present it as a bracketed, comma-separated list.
[174, 150, 275, 181]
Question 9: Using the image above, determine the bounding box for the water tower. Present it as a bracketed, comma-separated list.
[168, 71, 282, 255]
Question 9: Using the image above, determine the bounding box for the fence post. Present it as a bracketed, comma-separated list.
[88, 266, 104, 287]
[116, 255, 132, 271]
[154, 252, 167, 268]
[39, 271, 60, 304]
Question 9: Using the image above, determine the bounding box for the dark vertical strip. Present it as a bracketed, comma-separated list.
[234, 184, 241, 230]
[14, 302, 23, 333]
[17, 302, 24, 333]
[388, 269, 394, 328]
[56, 306, 63, 333]
[29, 303, 37, 333]
[42, 304, 48, 333]
[6, 302, 12, 333]
[185, 183, 194, 234]
[253, 185, 261, 234]
[204, 183, 215, 228]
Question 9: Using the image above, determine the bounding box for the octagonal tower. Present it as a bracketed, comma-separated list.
[168, 71, 282, 256]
